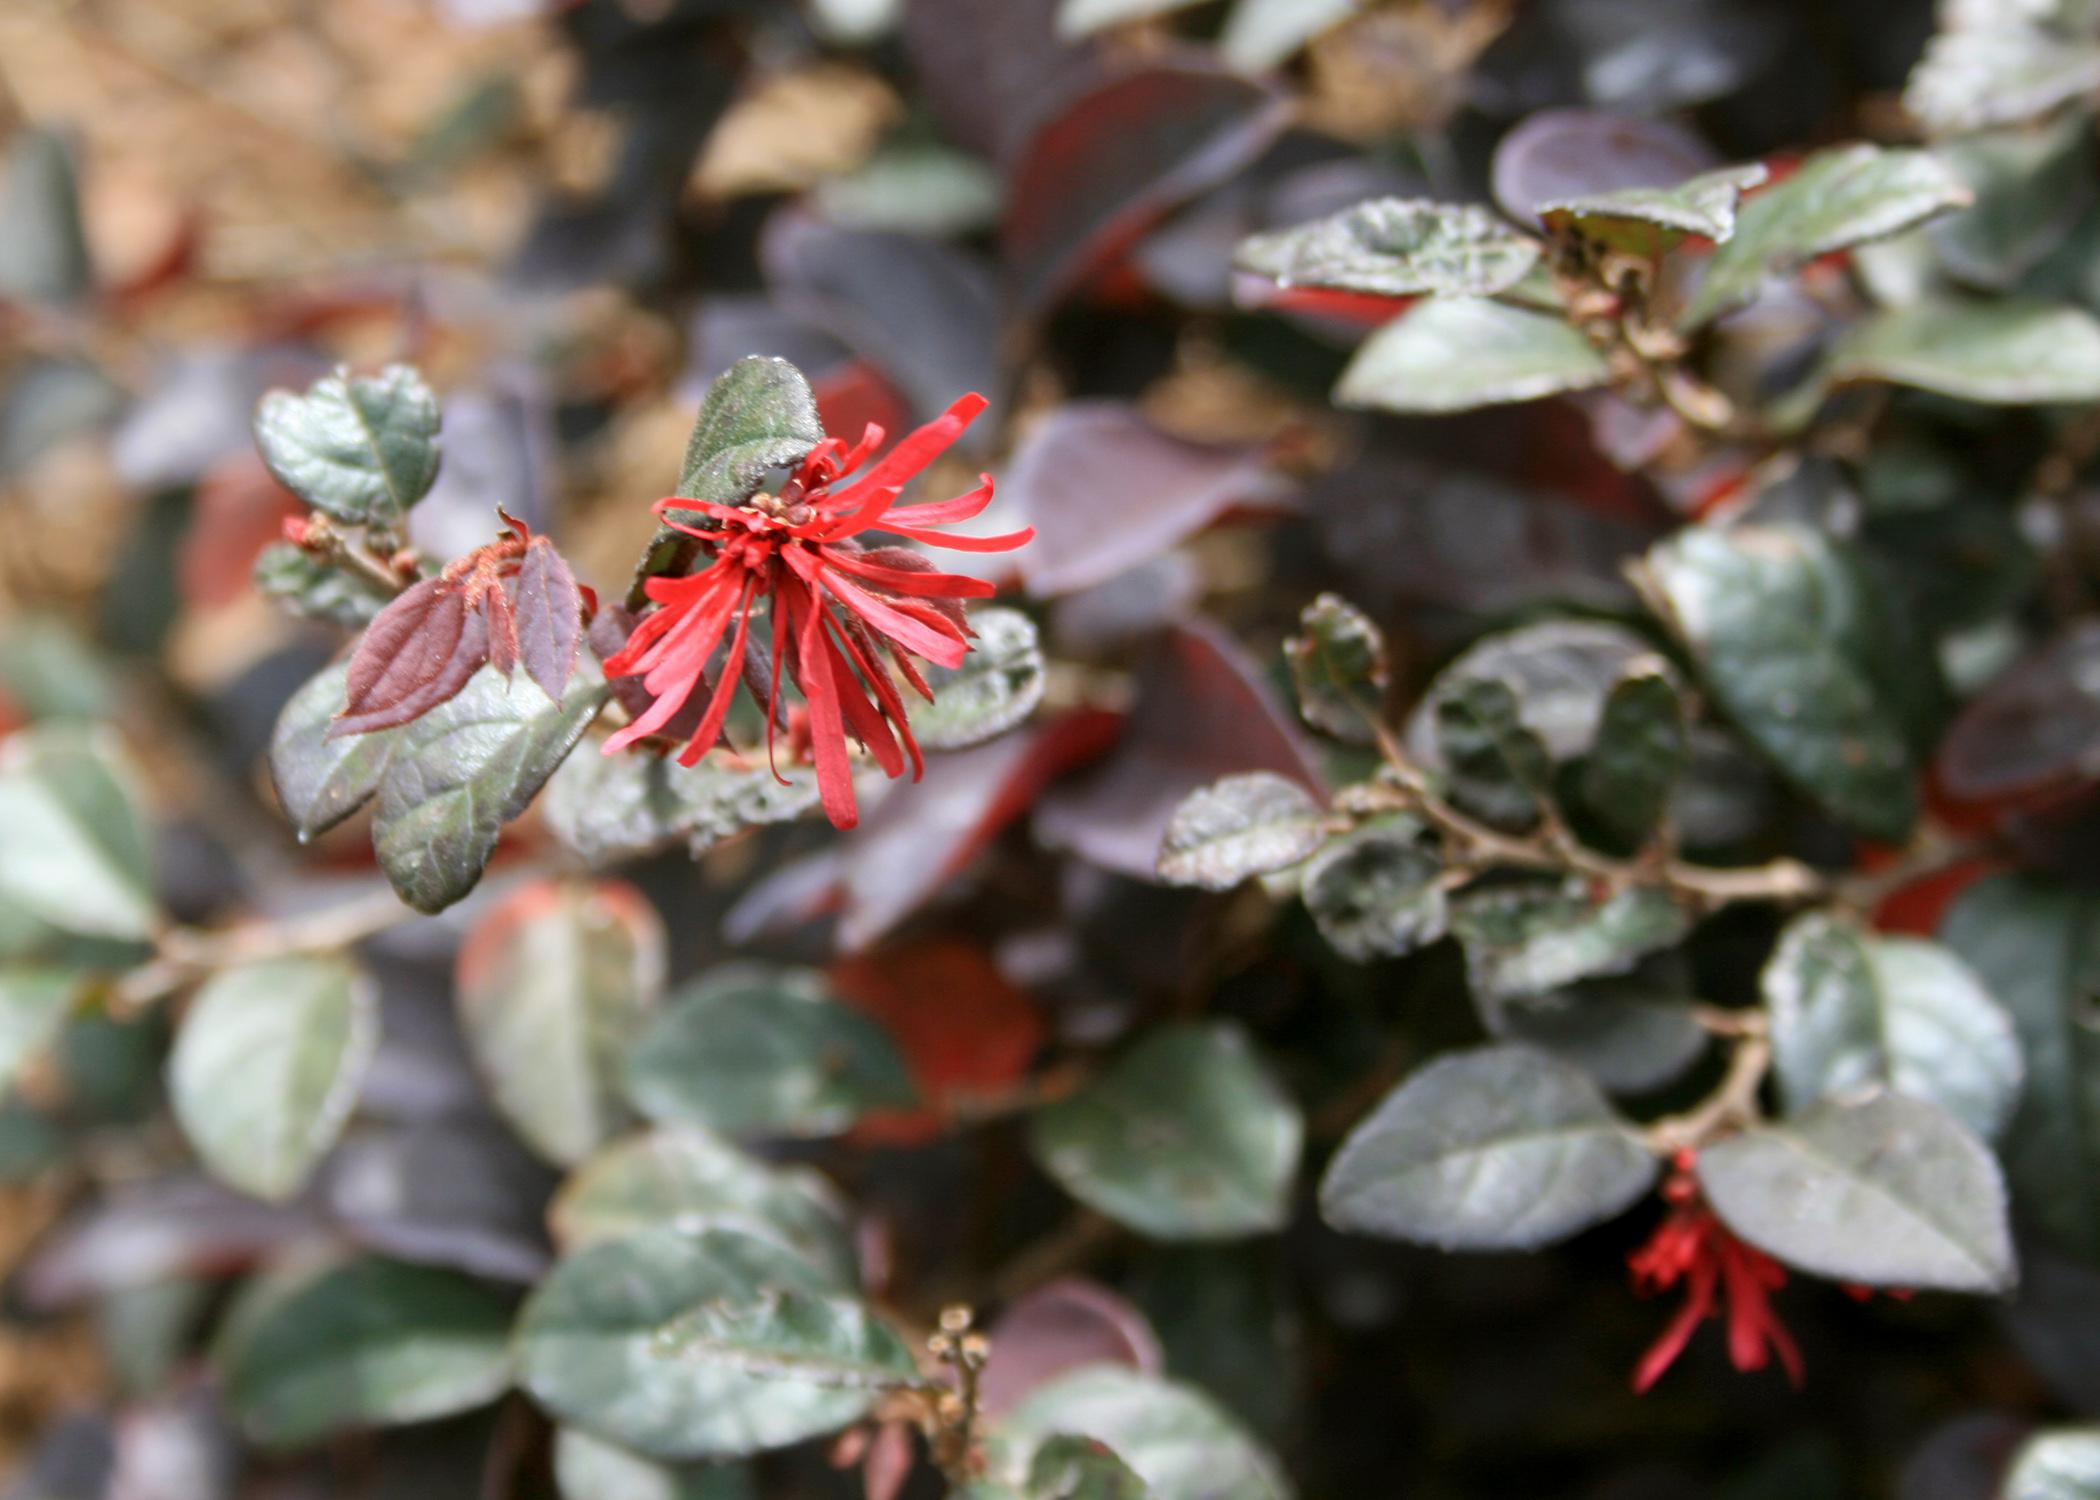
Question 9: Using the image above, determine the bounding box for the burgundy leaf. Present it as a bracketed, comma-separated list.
[486, 578, 519, 681]
[861, 1421, 917, 1500]
[512, 537, 584, 705]
[838, 710, 1121, 951]
[900, 0, 1098, 165]
[1003, 58, 1291, 324]
[1037, 620, 1326, 880]
[763, 210, 1001, 445]
[979, 1277, 1165, 1417]
[331, 576, 490, 737]
[1489, 109, 1718, 228]
[1937, 621, 2100, 805]
[1004, 402, 1290, 597]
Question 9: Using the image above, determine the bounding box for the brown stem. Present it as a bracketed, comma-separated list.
[1644, 1031, 1773, 1157]
[114, 887, 414, 1010]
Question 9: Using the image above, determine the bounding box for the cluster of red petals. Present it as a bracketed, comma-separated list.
[600, 393, 1031, 829]
[1627, 1151, 1803, 1393]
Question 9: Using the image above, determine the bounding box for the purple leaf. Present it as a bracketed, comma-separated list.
[1003, 58, 1291, 324]
[512, 537, 584, 706]
[1037, 621, 1326, 880]
[1005, 402, 1290, 597]
[1937, 621, 2100, 805]
[331, 577, 490, 737]
[1490, 109, 1718, 227]
[486, 578, 519, 681]
[979, 1277, 1166, 1417]
[762, 210, 1002, 443]
[901, 0, 1099, 165]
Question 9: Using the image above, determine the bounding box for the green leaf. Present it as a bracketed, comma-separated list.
[1942, 875, 2100, 1260]
[1220, 0, 1355, 69]
[1157, 773, 1328, 891]
[543, 749, 820, 868]
[676, 356, 825, 505]
[0, 967, 81, 1098]
[1930, 117, 2093, 291]
[1681, 145, 1970, 329]
[554, 1429, 755, 1500]
[370, 659, 609, 914]
[1540, 163, 1770, 255]
[1299, 815, 1448, 963]
[213, 1256, 515, 1447]
[911, 607, 1047, 750]
[1287, 593, 1388, 745]
[253, 542, 396, 628]
[624, 965, 914, 1139]
[253, 364, 442, 526]
[2002, 1427, 2100, 1500]
[1696, 1092, 2015, 1292]
[0, 129, 91, 307]
[169, 956, 378, 1201]
[1635, 523, 1921, 840]
[1028, 1022, 1302, 1241]
[1320, 1044, 1658, 1249]
[1575, 667, 1688, 852]
[1336, 298, 1610, 413]
[1020, 1437, 1152, 1500]
[514, 1226, 916, 1460]
[1409, 620, 1671, 834]
[1905, 24, 2100, 137]
[0, 725, 157, 942]
[1828, 300, 2100, 405]
[1450, 881, 1692, 1001]
[991, 1367, 1292, 1500]
[1477, 975, 1708, 1095]
[456, 881, 666, 1165]
[1434, 676, 1556, 831]
[1235, 198, 1540, 299]
[550, 1127, 856, 1286]
[1763, 912, 2022, 1141]
[268, 660, 404, 841]
[814, 143, 1002, 238]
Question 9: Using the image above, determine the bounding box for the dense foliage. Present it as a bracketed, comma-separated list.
[6, 0, 2100, 1495]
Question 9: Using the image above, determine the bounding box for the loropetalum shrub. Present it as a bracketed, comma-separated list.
[17, 1, 2100, 1496]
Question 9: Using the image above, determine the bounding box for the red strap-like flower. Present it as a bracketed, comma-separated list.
[600, 393, 1032, 830]
[1627, 1151, 1803, 1393]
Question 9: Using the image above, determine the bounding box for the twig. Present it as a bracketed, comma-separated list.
[114, 887, 414, 1010]
[1644, 1031, 1773, 1156]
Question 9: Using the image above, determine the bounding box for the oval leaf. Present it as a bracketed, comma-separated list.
[1696, 1091, 2015, 1292]
[213, 1256, 513, 1447]
[0, 725, 157, 943]
[624, 965, 915, 1139]
[1828, 300, 2100, 406]
[1336, 298, 1611, 414]
[253, 364, 442, 525]
[371, 658, 609, 914]
[456, 880, 667, 1165]
[1028, 1022, 1302, 1241]
[1763, 911, 2022, 1141]
[554, 1429, 755, 1500]
[1157, 772, 1327, 891]
[169, 956, 378, 1202]
[514, 1226, 916, 1460]
[912, 607, 1047, 750]
[991, 1366, 1291, 1500]
[1635, 523, 1922, 841]
[269, 660, 404, 841]
[1300, 816, 1448, 963]
[1286, 593, 1388, 745]
[1235, 198, 1540, 299]
[1320, 1044, 1658, 1250]
[1450, 881, 1691, 1001]
[677, 356, 824, 506]
[549, 1127, 856, 1286]
[543, 749, 821, 869]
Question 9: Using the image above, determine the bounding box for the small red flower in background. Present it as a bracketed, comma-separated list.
[600, 393, 1032, 830]
[1627, 1150, 1803, 1393]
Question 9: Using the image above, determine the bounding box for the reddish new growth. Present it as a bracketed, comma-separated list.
[329, 510, 588, 738]
[1627, 1151, 1802, 1393]
[600, 393, 1031, 830]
